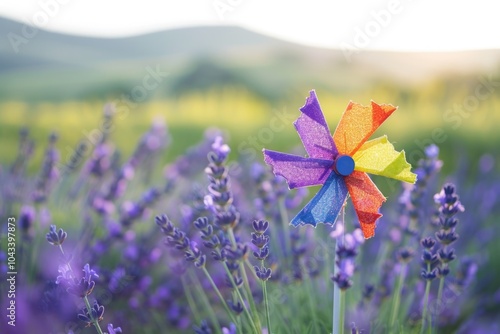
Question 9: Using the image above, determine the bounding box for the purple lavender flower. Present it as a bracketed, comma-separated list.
[392, 146, 443, 305]
[66, 132, 111, 206]
[251, 161, 307, 236]
[77, 300, 104, 327]
[284, 186, 308, 211]
[127, 119, 170, 174]
[10, 127, 35, 176]
[33, 132, 60, 203]
[254, 266, 272, 281]
[86, 122, 167, 215]
[397, 247, 415, 263]
[251, 163, 278, 220]
[185, 241, 207, 268]
[225, 271, 244, 288]
[156, 214, 207, 268]
[211, 135, 230, 161]
[252, 220, 272, 281]
[331, 229, 364, 290]
[420, 269, 437, 281]
[433, 183, 464, 278]
[70, 138, 114, 200]
[90, 143, 114, 176]
[194, 217, 227, 261]
[66, 264, 99, 297]
[105, 163, 135, 201]
[225, 243, 249, 264]
[228, 298, 244, 315]
[19, 205, 36, 239]
[454, 258, 478, 288]
[398, 144, 443, 235]
[214, 208, 240, 231]
[46, 225, 104, 332]
[223, 246, 245, 288]
[0, 250, 7, 275]
[46, 224, 67, 246]
[120, 188, 161, 226]
[107, 324, 123, 334]
[204, 136, 239, 230]
[361, 284, 375, 303]
[108, 267, 128, 293]
[222, 323, 237, 334]
[421, 237, 436, 249]
[290, 229, 307, 281]
[202, 136, 252, 297]
[55, 263, 74, 284]
[167, 303, 190, 329]
[54, 262, 99, 298]
[420, 237, 439, 281]
[194, 320, 212, 334]
[434, 184, 465, 216]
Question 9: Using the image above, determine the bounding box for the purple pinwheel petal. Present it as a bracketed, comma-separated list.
[294, 90, 338, 160]
[263, 149, 333, 189]
[291, 172, 348, 227]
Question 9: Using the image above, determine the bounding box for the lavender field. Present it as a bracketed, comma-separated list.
[1, 6, 500, 334]
[1, 90, 499, 333]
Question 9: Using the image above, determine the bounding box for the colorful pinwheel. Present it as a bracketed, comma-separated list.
[263, 90, 417, 238]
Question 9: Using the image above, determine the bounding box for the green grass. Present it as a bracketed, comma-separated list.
[1, 83, 499, 178]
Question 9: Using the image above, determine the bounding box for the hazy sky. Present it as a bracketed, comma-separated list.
[1, 0, 498, 51]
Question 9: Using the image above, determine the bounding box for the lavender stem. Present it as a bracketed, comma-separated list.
[227, 228, 262, 331]
[221, 263, 259, 333]
[421, 264, 432, 334]
[201, 266, 238, 329]
[83, 295, 104, 334]
[390, 263, 407, 331]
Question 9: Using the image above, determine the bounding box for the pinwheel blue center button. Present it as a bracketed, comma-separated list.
[333, 155, 355, 176]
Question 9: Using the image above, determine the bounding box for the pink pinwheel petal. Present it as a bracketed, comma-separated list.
[263, 149, 333, 189]
[294, 90, 338, 160]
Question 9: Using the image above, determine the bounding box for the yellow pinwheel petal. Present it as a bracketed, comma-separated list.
[352, 135, 417, 183]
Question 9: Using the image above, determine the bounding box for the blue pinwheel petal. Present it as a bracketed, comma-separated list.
[290, 171, 348, 227]
[294, 90, 338, 160]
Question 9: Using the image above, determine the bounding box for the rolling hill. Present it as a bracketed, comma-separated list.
[1, 16, 500, 101]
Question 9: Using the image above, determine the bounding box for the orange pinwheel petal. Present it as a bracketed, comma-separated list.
[344, 171, 386, 238]
[333, 101, 397, 156]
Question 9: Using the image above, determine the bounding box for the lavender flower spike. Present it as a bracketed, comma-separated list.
[61, 264, 99, 298]
[252, 220, 272, 281]
[77, 300, 105, 327]
[107, 324, 123, 334]
[331, 229, 364, 290]
[46, 224, 68, 246]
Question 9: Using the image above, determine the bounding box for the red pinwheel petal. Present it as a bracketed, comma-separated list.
[263, 149, 333, 189]
[345, 171, 386, 238]
[294, 90, 338, 160]
[333, 101, 397, 156]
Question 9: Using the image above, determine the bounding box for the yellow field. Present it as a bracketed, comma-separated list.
[0, 84, 498, 173]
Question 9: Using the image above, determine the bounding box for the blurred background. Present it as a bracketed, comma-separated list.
[1, 1, 499, 173]
[1, 1, 500, 333]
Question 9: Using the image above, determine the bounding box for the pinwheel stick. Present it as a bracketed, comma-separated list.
[332, 205, 346, 334]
